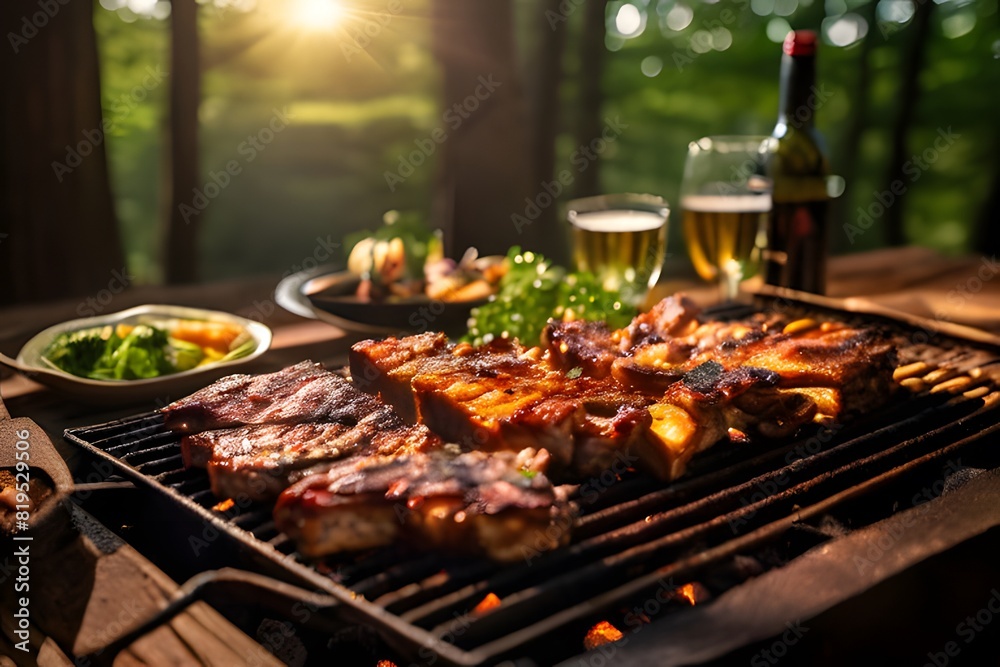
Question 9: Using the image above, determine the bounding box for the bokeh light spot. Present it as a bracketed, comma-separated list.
[691, 29, 714, 53]
[616, 4, 645, 36]
[666, 2, 694, 30]
[711, 27, 733, 51]
[823, 13, 868, 46]
[641, 56, 664, 76]
[766, 17, 792, 41]
[941, 10, 976, 38]
[773, 0, 799, 17]
[877, 0, 915, 24]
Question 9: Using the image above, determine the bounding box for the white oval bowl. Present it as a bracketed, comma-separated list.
[4, 304, 272, 406]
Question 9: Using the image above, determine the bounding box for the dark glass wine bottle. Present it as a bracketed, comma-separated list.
[763, 30, 830, 294]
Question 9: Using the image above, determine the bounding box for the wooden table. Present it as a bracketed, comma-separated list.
[1, 246, 998, 665]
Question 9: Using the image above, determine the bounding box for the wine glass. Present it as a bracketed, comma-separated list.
[680, 136, 773, 302]
[566, 193, 669, 304]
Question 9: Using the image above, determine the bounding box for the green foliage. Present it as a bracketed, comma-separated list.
[465, 247, 636, 347]
[93, 0, 998, 286]
[93, 6, 169, 283]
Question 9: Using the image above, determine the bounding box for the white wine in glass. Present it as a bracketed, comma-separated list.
[567, 194, 669, 302]
[680, 137, 772, 302]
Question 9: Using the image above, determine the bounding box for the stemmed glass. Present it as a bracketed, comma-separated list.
[680, 136, 773, 302]
[566, 193, 669, 305]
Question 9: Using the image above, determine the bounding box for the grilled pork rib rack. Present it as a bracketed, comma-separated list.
[351, 296, 896, 481]
[161, 295, 897, 562]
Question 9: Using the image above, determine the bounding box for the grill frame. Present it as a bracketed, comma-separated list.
[62, 300, 1000, 666]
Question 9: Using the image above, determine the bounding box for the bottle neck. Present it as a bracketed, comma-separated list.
[777, 53, 816, 131]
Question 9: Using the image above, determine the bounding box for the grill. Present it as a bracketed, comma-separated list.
[62, 302, 1000, 666]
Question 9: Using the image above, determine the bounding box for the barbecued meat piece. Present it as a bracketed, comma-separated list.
[620, 294, 702, 349]
[170, 366, 442, 501]
[409, 348, 573, 463]
[615, 321, 896, 419]
[349, 333, 451, 423]
[637, 362, 780, 479]
[274, 449, 573, 562]
[542, 320, 620, 379]
[351, 306, 896, 484]
[353, 334, 627, 475]
[162, 361, 387, 434]
[183, 417, 442, 502]
[409, 345, 653, 477]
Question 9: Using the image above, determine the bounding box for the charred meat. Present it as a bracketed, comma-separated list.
[167, 362, 441, 501]
[157, 293, 898, 564]
[182, 418, 441, 502]
[353, 295, 896, 483]
[162, 361, 387, 434]
[274, 448, 572, 563]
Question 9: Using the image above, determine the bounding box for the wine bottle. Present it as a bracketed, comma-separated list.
[763, 30, 830, 294]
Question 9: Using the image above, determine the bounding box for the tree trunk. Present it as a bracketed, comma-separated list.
[525, 0, 568, 263]
[429, 1, 541, 259]
[0, 0, 124, 305]
[164, 0, 201, 284]
[829, 0, 876, 252]
[880, 0, 933, 247]
[571, 0, 608, 201]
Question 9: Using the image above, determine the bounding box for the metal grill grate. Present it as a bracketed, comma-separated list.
[63, 342, 1000, 666]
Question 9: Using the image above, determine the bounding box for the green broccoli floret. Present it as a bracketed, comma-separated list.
[43, 329, 108, 377]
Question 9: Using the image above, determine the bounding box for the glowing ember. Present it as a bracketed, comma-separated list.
[584, 620, 624, 650]
[727, 427, 749, 443]
[473, 592, 501, 615]
[676, 583, 698, 605]
[212, 498, 235, 512]
[375, 661, 398, 667]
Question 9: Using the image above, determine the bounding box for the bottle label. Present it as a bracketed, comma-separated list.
[764, 200, 828, 294]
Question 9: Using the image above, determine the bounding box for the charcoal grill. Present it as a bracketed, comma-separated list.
[61, 300, 1000, 666]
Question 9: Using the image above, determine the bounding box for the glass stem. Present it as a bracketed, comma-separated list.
[720, 259, 743, 302]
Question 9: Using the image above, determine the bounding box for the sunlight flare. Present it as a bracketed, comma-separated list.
[290, 0, 346, 31]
